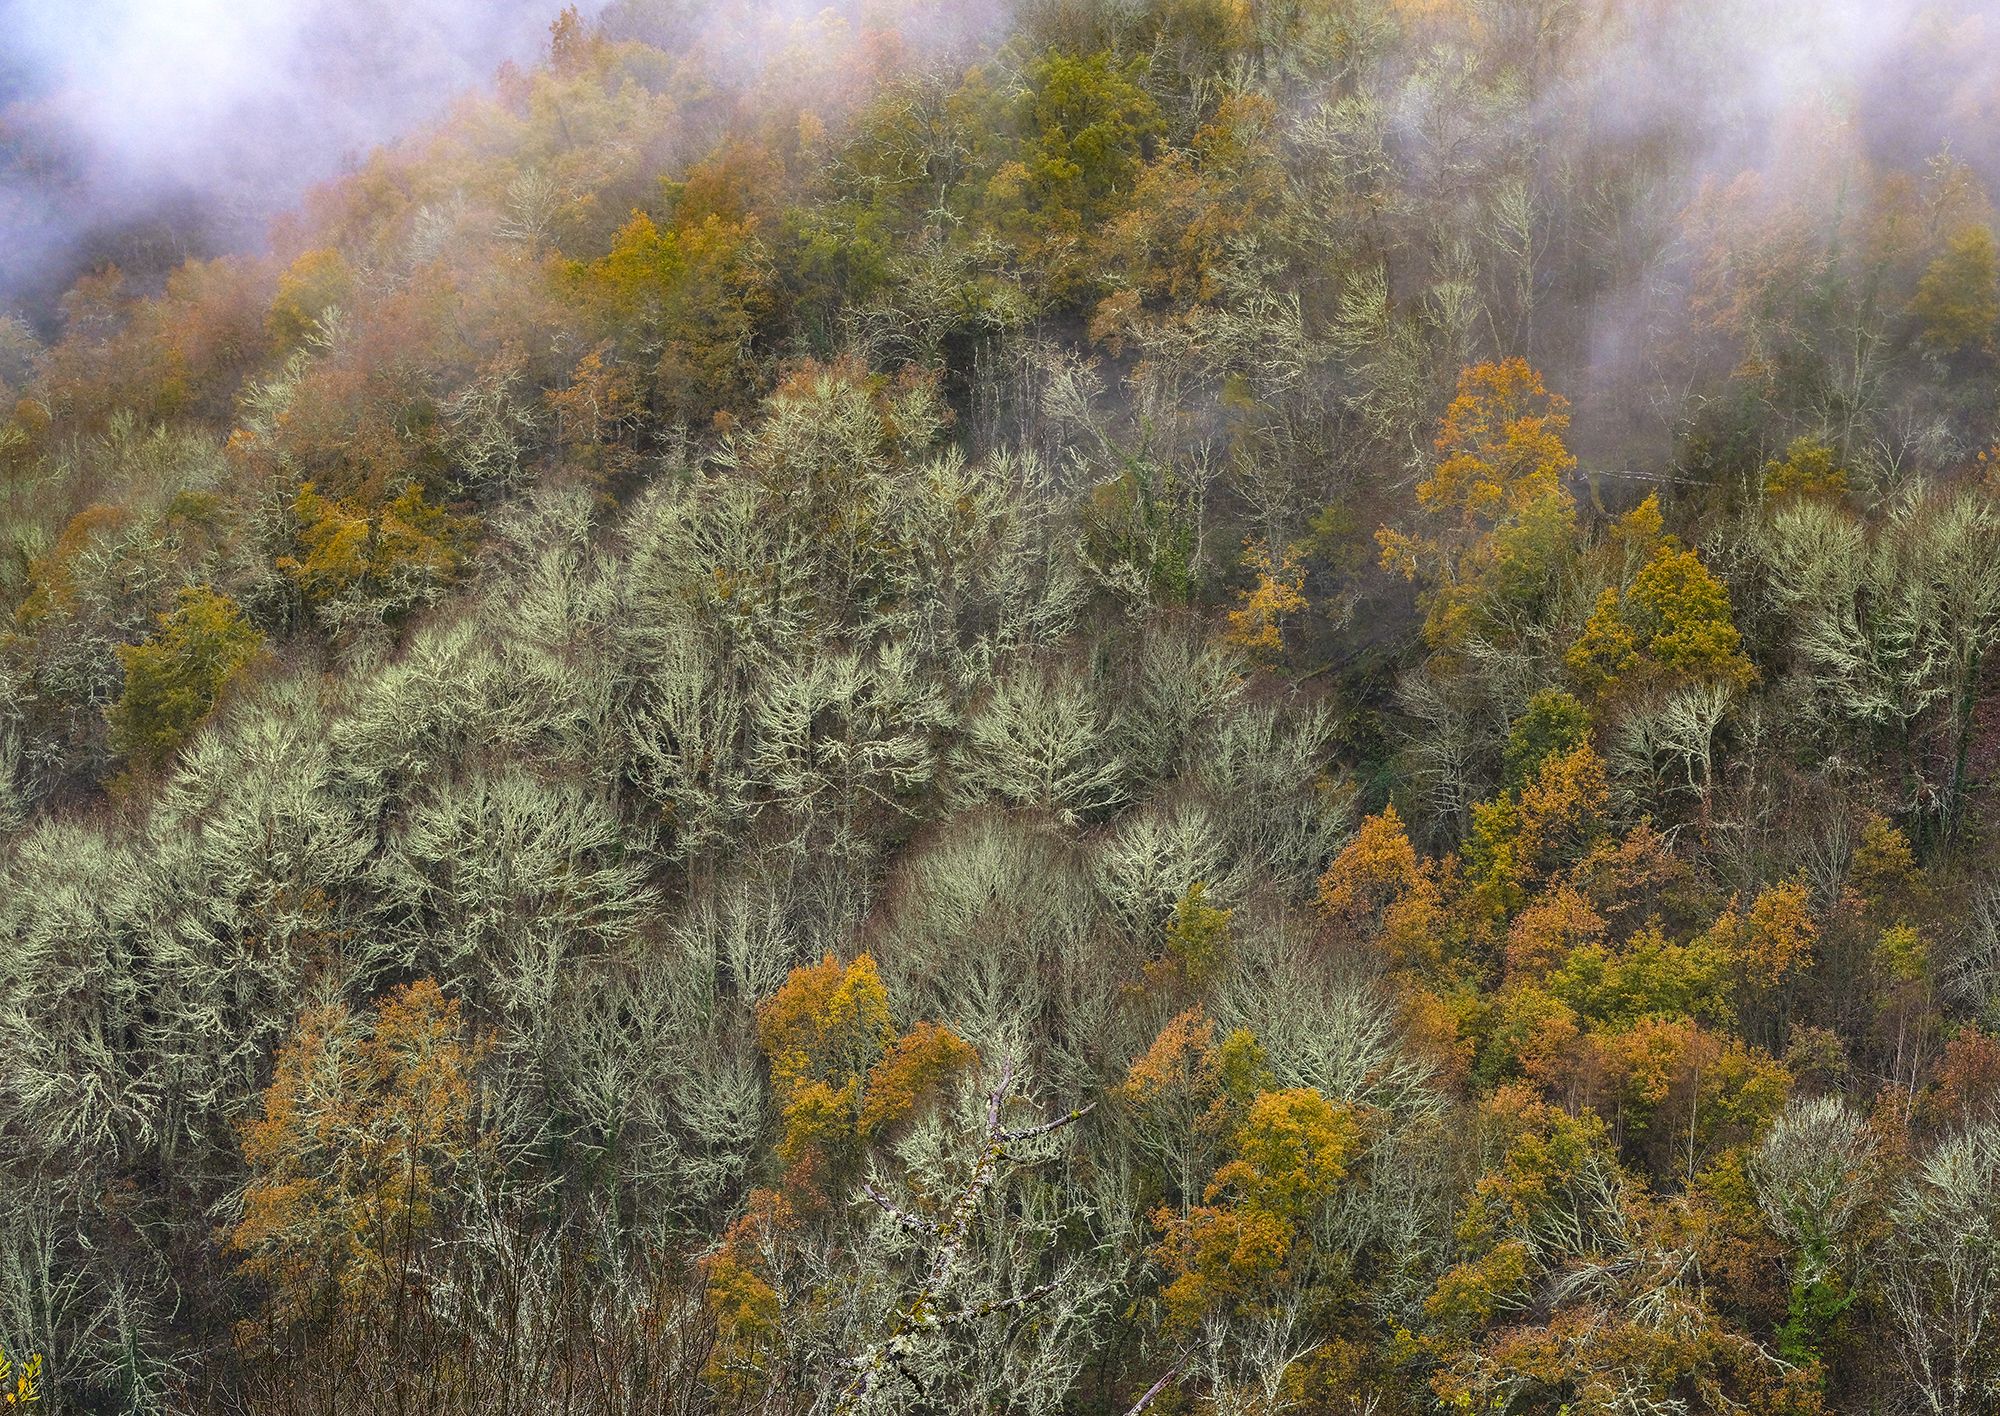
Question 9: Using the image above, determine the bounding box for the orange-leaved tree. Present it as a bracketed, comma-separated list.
[230, 980, 490, 1338]
[1224, 539, 1307, 662]
[1115, 1007, 1268, 1207]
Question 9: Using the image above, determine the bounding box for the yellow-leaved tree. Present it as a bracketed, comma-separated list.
[1910, 224, 1999, 356]
[1565, 493, 1753, 698]
[1153, 1083, 1362, 1331]
[1378, 359, 1578, 657]
[1224, 540, 1307, 661]
[107, 585, 264, 770]
[707, 953, 978, 1396]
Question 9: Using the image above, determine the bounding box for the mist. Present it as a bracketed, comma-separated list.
[0, 0, 599, 321]
[1515, 0, 2000, 460]
[2, 0, 1994, 338]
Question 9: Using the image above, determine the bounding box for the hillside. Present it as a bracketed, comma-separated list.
[5, 2, 2000, 1412]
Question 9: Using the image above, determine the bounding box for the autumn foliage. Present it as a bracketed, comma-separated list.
[6, 3, 2000, 1413]
[231, 981, 489, 1335]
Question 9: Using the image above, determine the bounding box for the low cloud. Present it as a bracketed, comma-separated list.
[0, 0, 598, 317]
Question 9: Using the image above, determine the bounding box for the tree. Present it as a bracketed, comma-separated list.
[1377, 359, 1578, 657]
[1501, 687, 1592, 790]
[1426, 1085, 1813, 1413]
[702, 1188, 791, 1401]
[1223, 540, 1306, 661]
[279, 480, 474, 633]
[106, 586, 263, 769]
[1466, 741, 1611, 920]
[569, 208, 773, 425]
[1884, 1121, 2000, 1416]
[1426, 1088, 1622, 1336]
[11, 2, 2000, 1410]
[982, 49, 1163, 297]
[1755, 490, 2000, 840]
[1114, 1008, 1263, 1207]
[1566, 496, 1754, 697]
[755, 953, 978, 1200]
[1089, 92, 1283, 334]
[757, 953, 898, 1192]
[1910, 225, 1998, 355]
[266, 248, 354, 348]
[947, 661, 1127, 822]
[1150, 1082, 1361, 1407]
[835, 1060, 1100, 1413]
[230, 981, 490, 1338]
[1155, 880, 1234, 992]
[1317, 804, 1423, 938]
[1763, 436, 1848, 501]
[1209, 1086, 1359, 1224]
[1751, 1095, 1878, 1370]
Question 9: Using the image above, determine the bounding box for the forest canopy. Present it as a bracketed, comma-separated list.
[5, 0, 2000, 1413]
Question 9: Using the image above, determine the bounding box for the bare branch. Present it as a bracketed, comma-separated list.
[997, 1101, 1097, 1145]
[1123, 1354, 1189, 1416]
[860, 1182, 940, 1237]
